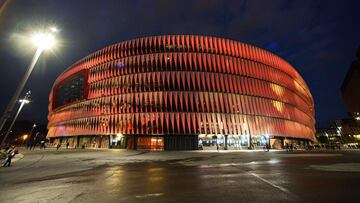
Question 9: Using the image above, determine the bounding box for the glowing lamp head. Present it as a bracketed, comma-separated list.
[19, 99, 30, 104]
[116, 133, 123, 140]
[32, 32, 55, 49]
[50, 26, 59, 33]
[23, 134, 28, 140]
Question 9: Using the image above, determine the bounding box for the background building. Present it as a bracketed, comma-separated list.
[316, 128, 338, 144]
[316, 118, 360, 145]
[47, 35, 315, 150]
[341, 46, 360, 122]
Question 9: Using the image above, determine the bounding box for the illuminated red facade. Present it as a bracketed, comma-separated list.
[47, 35, 315, 150]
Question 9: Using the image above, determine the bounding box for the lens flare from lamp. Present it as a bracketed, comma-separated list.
[19, 99, 30, 104]
[50, 27, 59, 33]
[31, 32, 55, 49]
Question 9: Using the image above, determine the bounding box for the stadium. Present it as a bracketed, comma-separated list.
[47, 35, 315, 150]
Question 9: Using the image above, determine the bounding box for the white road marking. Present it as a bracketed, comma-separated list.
[198, 159, 281, 168]
[249, 172, 290, 194]
[135, 193, 164, 198]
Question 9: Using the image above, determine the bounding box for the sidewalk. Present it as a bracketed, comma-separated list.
[11, 153, 24, 162]
[0, 153, 24, 167]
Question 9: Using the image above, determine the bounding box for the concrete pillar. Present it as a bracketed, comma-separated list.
[268, 138, 271, 149]
[247, 133, 252, 149]
[224, 134, 228, 150]
[281, 137, 285, 149]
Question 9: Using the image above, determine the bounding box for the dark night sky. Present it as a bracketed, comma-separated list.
[0, 0, 359, 128]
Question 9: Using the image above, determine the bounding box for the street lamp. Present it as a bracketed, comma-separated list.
[22, 134, 28, 145]
[336, 125, 344, 144]
[33, 132, 40, 142]
[325, 132, 329, 143]
[27, 123, 37, 145]
[31, 32, 56, 50]
[0, 26, 58, 142]
[1, 91, 31, 146]
[353, 112, 360, 121]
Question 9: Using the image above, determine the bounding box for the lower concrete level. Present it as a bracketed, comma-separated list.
[49, 134, 311, 151]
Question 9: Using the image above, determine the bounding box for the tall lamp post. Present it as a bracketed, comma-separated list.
[0, 27, 58, 143]
[33, 132, 40, 142]
[1, 91, 31, 145]
[27, 123, 37, 145]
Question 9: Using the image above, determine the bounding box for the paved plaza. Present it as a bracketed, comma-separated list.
[1, 148, 360, 202]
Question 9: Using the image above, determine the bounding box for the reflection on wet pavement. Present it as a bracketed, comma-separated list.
[308, 163, 360, 172]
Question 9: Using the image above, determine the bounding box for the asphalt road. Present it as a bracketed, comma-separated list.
[1, 148, 360, 203]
